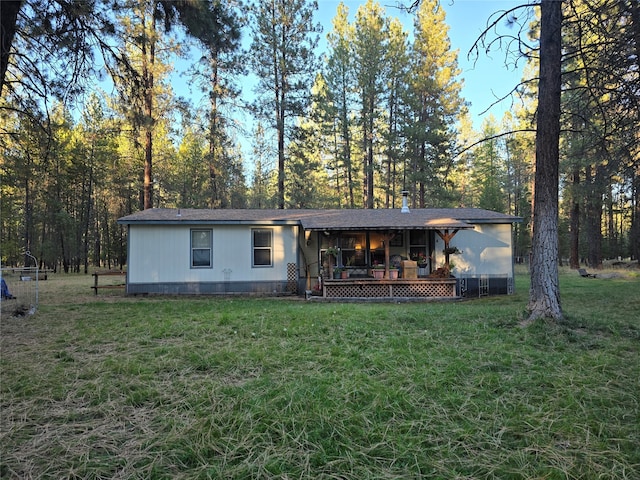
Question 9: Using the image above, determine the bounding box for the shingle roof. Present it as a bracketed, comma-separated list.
[118, 208, 520, 230]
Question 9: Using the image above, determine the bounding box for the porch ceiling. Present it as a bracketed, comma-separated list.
[297, 211, 475, 231]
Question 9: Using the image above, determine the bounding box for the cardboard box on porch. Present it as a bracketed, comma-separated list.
[401, 260, 417, 279]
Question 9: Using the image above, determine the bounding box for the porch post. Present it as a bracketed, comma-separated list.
[382, 231, 396, 279]
[435, 228, 459, 269]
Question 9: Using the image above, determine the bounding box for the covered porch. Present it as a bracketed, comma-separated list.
[299, 208, 473, 300]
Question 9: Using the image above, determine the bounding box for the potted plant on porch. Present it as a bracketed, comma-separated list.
[372, 265, 385, 280]
[412, 252, 430, 277]
[332, 267, 350, 279]
[389, 266, 399, 280]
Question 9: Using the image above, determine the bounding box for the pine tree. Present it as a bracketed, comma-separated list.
[406, 0, 464, 208]
[528, 0, 563, 321]
[325, 2, 358, 208]
[353, 0, 389, 209]
[194, 1, 242, 208]
[473, 116, 507, 213]
[383, 18, 410, 208]
[248, 123, 277, 209]
[247, 0, 321, 209]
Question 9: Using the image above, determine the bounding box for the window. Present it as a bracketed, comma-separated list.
[339, 233, 367, 267]
[191, 229, 212, 268]
[252, 229, 272, 267]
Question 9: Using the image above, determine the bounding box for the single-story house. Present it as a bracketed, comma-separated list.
[117, 204, 521, 299]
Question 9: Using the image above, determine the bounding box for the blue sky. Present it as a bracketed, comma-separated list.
[434, 0, 532, 124]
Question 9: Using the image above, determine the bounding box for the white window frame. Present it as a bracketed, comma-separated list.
[252, 228, 273, 267]
[191, 229, 212, 268]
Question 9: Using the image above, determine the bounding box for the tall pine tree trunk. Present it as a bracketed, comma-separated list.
[362, 94, 375, 209]
[143, 58, 154, 208]
[632, 169, 640, 262]
[142, 12, 155, 210]
[528, 0, 563, 321]
[343, 114, 355, 208]
[607, 182, 616, 256]
[367, 109, 375, 208]
[628, 1, 640, 262]
[277, 96, 286, 209]
[208, 54, 222, 208]
[276, 49, 286, 210]
[82, 148, 94, 274]
[585, 164, 603, 267]
[569, 166, 580, 268]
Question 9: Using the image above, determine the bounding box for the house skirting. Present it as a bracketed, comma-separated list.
[323, 278, 457, 299]
[123, 276, 513, 298]
[458, 274, 514, 297]
[126, 280, 295, 295]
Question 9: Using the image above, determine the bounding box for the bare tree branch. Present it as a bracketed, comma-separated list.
[453, 129, 536, 158]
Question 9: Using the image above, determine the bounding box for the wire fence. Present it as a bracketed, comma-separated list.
[1, 253, 39, 318]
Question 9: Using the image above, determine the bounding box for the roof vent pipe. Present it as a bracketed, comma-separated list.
[401, 191, 410, 213]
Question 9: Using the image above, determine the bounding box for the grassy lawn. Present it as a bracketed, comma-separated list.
[1, 270, 639, 479]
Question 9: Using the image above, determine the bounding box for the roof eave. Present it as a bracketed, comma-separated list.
[459, 218, 523, 224]
[302, 225, 475, 231]
[117, 219, 300, 226]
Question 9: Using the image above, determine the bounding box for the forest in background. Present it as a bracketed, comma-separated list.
[1, 0, 638, 273]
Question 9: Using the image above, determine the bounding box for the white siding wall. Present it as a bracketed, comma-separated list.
[128, 224, 298, 284]
[447, 224, 514, 276]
